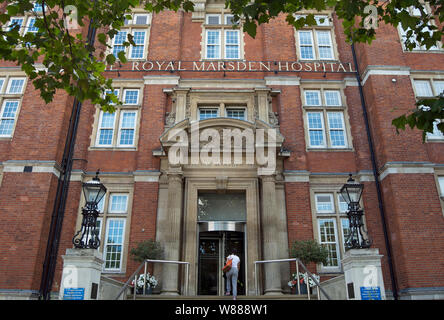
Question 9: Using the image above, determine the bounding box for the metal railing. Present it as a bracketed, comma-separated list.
[254, 258, 331, 300]
[114, 259, 190, 300]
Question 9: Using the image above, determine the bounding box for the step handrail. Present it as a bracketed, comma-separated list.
[115, 259, 190, 300]
[253, 258, 331, 300]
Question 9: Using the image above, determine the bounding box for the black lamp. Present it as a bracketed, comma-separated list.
[340, 174, 371, 249]
[73, 170, 107, 249]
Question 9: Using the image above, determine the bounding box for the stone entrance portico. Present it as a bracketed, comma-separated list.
[154, 116, 290, 296]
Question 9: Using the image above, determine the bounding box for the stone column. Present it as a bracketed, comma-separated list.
[59, 248, 103, 300]
[174, 89, 189, 123]
[342, 248, 386, 300]
[160, 171, 183, 295]
[260, 175, 282, 295]
[255, 89, 270, 122]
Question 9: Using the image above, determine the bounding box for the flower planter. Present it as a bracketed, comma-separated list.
[293, 282, 309, 295]
[136, 287, 153, 295]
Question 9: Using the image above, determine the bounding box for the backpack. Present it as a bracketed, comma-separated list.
[222, 258, 232, 273]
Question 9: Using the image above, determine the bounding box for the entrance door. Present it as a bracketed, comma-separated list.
[197, 231, 245, 296]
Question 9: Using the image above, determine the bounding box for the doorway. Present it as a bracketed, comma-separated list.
[197, 231, 245, 296]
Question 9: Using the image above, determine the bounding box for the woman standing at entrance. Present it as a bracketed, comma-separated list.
[225, 248, 240, 300]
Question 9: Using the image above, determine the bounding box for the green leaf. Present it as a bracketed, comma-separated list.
[117, 50, 127, 63]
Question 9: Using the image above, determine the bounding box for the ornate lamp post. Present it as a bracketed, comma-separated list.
[72, 170, 107, 249]
[340, 174, 371, 249]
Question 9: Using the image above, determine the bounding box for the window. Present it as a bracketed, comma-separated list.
[104, 219, 126, 271]
[123, 89, 139, 105]
[399, 5, 442, 51]
[226, 108, 246, 120]
[6, 78, 25, 94]
[412, 79, 444, 140]
[197, 104, 248, 121]
[199, 108, 219, 120]
[204, 13, 241, 59]
[313, 191, 364, 271]
[112, 12, 151, 60]
[33, 2, 44, 12]
[4, 3, 43, 37]
[303, 89, 349, 149]
[295, 15, 336, 60]
[0, 76, 26, 138]
[438, 177, 444, 196]
[93, 87, 140, 148]
[0, 101, 20, 137]
[25, 18, 38, 34]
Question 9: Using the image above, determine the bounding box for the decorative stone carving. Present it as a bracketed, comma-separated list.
[165, 112, 176, 127]
[268, 111, 279, 126]
[191, 0, 207, 21]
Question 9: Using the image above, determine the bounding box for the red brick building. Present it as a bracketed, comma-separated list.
[0, 1, 443, 300]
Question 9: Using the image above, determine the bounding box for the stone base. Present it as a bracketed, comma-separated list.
[59, 248, 104, 300]
[342, 248, 386, 300]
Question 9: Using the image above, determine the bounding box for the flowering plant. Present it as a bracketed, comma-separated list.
[287, 272, 320, 288]
[132, 273, 158, 289]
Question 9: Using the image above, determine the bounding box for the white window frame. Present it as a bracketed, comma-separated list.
[129, 30, 147, 60]
[105, 89, 120, 105]
[110, 12, 151, 60]
[224, 29, 240, 60]
[307, 111, 327, 148]
[327, 112, 348, 148]
[199, 107, 219, 120]
[6, 77, 26, 94]
[295, 14, 336, 61]
[25, 17, 38, 35]
[0, 78, 5, 93]
[438, 177, 444, 196]
[108, 193, 129, 214]
[96, 111, 116, 147]
[315, 30, 334, 60]
[318, 218, 341, 269]
[298, 30, 315, 61]
[123, 89, 140, 105]
[204, 12, 243, 60]
[225, 107, 246, 120]
[412, 79, 444, 141]
[0, 100, 20, 137]
[206, 14, 221, 25]
[103, 218, 126, 272]
[315, 193, 335, 213]
[132, 13, 151, 25]
[117, 110, 137, 147]
[398, 5, 443, 52]
[305, 90, 321, 106]
[205, 29, 221, 59]
[324, 90, 342, 107]
[304, 88, 349, 149]
[0, 76, 27, 139]
[7, 17, 24, 32]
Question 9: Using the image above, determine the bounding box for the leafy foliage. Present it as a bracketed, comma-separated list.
[289, 240, 329, 265]
[0, 0, 442, 136]
[130, 239, 164, 262]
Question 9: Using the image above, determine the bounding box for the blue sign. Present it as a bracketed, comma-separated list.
[63, 288, 85, 300]
[360, 287, 382, 300]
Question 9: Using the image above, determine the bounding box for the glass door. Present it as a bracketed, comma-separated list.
[197, 237, 220, 295]
[198, 231, 245, 296]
